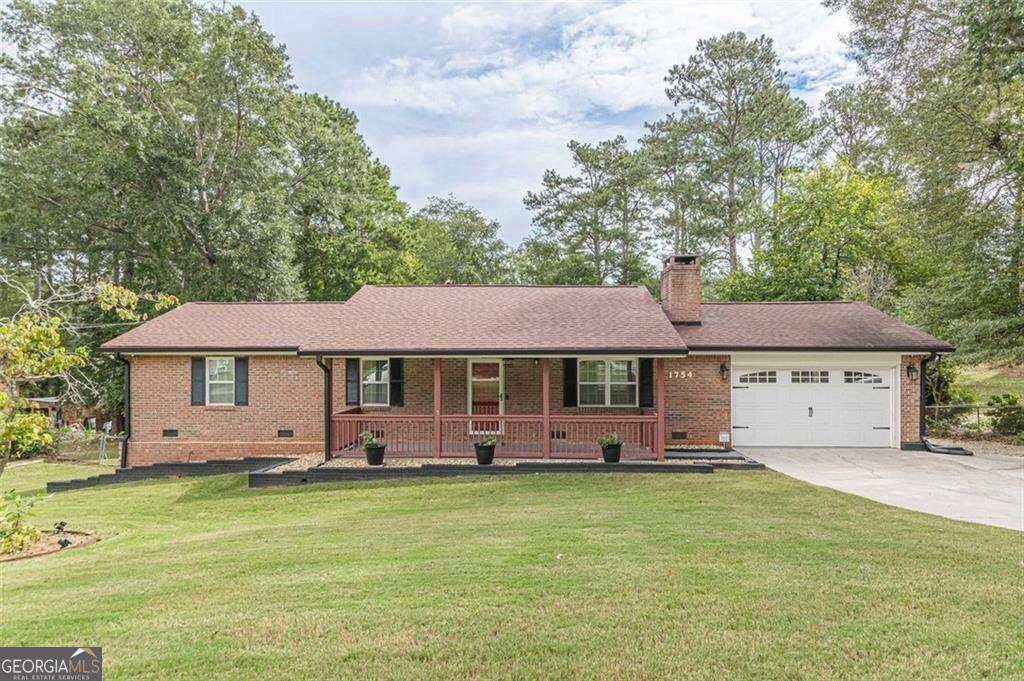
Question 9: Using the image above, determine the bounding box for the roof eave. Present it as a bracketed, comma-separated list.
[98, 345, 301, 354]
[296, 346, 688, 357]
[683, 344, 955, 353]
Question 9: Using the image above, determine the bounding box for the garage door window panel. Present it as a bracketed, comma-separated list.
[791, 370, 829, 384]
[844, 371, 882, 384]
[738, 370, 776, 384]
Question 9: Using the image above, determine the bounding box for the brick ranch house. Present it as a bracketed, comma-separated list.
[101, 255, 953, 467]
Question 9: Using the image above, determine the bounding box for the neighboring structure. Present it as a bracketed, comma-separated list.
[101, 255, 953, 466]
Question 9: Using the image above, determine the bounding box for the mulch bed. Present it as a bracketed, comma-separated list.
[1, 530, 96, 563]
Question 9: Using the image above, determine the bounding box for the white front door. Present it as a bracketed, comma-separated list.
[468, 360, 504, 434]
[731, 366, 894, 447]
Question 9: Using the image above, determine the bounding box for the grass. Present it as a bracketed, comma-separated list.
[959, 364, 1024, 402]
[1, 463, 1021, 680]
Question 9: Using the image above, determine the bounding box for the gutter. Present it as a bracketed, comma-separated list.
[296, 347, 689, 357]
[315, 355, 332, 462]
[116, 354, 130, 468]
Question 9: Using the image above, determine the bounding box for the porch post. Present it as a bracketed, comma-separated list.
[541, 358, 551, 459]
[655, 357, 666, 461]
[433, 358, 442, 459]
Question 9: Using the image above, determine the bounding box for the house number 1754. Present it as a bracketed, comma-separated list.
[667, 370, 693, 379]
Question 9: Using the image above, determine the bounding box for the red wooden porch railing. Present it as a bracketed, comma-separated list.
[331, 411, 658, 460]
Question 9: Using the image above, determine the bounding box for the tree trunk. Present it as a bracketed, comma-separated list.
[1016, 182, 1024, 316]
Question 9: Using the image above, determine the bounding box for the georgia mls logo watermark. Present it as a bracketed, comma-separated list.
[0, 647, 102, 681]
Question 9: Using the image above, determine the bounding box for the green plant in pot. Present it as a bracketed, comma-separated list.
[474, 435, 497, 465]
[596, 433, 622, 463]
[360, 430, 386, 466]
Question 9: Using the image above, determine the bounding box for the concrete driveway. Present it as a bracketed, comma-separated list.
[738, 447, 1023, 531]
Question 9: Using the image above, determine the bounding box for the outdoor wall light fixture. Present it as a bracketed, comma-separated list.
[907, 364, 918, 381]
[719, 362, 729, 380]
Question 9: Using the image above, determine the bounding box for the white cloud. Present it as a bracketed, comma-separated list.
[244, 0, 859, 242]
[346, 1, 857, 125]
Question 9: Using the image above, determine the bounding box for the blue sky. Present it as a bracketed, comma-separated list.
[239, 1, 858, 244]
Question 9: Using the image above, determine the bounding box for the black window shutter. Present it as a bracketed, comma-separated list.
[234, 357, 249, 406]
[639, 358, 654, 408]
[190, 357, 205, 406]
[345, 358, 359, 405]
[389, 358, 404, 407]
[563, 358, 577, 407]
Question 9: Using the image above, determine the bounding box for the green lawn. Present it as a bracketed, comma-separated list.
[960, 364, 1024, 402]
[1, 463, 1020, 680]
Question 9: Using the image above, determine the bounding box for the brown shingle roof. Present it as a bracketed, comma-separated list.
[102, 292, 951, 355]
[100, 302, 346, 352]
[300, 285, 686, 355]
[101, 286, 688, 355]
[676, 301, 954, 352]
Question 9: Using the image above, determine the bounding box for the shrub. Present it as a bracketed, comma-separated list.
[597, 433, 622, 447]
[359, 430, 382, 448]
[5, 411, 56, 460]
[1, 490, 40, 554]
[987, 394, 1024, 436]
[924, 362, 979, 431]
[476, 435, 497, 447]
[925, 361, 977, 406]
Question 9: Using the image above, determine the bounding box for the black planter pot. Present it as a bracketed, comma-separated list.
[474, 443, 496, 465]
[601, 443, 622, 463]
[364, 443, 386, 466]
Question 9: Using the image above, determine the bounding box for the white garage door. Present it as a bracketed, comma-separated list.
[731, 366, 894, 447]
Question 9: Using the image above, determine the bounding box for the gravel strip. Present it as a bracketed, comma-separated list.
[268, 453, 324, 471]
[323, 457, 528, 468]
[930, 438, 1024, 458]
[318, 456, 726, 468]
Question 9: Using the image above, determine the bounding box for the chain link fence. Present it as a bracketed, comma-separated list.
[54, 428, 123, 466]
[925, 403, 1024, 438]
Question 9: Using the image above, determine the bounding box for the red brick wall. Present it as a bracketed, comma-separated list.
[663, 355, 731, 448]
[128, 352, 922, 465]
[660, 258, 702, 323]
[128, 355, 324, 465]
[901, 354, 924, 445]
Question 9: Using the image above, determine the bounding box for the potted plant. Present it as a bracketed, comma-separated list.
[474, 435, 497, 465]
[360, 430, 386, 466]
[596, 433, 622, 463]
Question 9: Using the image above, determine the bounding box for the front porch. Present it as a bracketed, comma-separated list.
[323, 357, 667, 461]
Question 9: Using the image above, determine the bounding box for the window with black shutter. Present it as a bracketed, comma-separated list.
[190, 358, 205, 406]
[639, 358, 654, 407]
[562, 358, 577, 407]
[345, 358, 359, 405]
[389, 358, 404, 407]
[234, 357, 248, 406]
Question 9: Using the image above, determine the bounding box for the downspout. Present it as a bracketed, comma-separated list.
[117, 354, 130, 468]
[315, 355, 333, 462]
[919, 352, 939, 442]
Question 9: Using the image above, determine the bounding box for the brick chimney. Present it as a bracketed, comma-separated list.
[660, 255, 701, 324]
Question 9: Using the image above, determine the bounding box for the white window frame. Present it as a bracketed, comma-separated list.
[360, 358, 390, 407]
[577, 357, 639, 408]
[205, 357, 235, 406]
